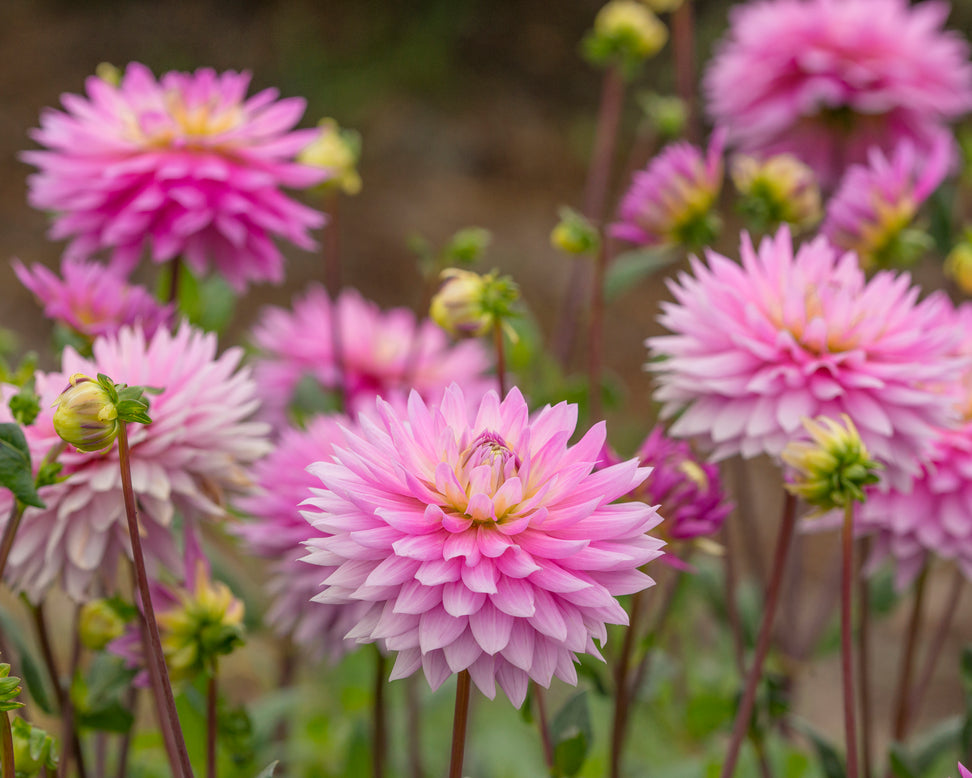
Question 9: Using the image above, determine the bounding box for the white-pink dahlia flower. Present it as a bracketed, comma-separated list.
[301, 386, 664, 705]
[705, 0, 972, 187]
[647, 227, 966, 489]
[0, 324, 270, 602]
[24, 63, 326, 291]
[250, 286, 493, 422]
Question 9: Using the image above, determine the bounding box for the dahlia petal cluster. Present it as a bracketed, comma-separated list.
[0, 324, 270, 602]
[251, 286, 493, 422]
[14, 258, 174, 339]
[301, 386, 664, 705]
[236, 415, 370, 660]
[822, 138, 950, 269]
[647, 227, 966, 489]
[24, 62, 327, 291]
[611, 129, 725, 248]
[705, 0, 972, 187]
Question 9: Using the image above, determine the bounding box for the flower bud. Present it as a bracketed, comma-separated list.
[585, 1, 668, 70]
[95, 62, 121, 86]
[79, 599, 128, 651]
[782, 415, 881, 512]
[946, 237, 972, 295]
[638, 92, 687, 141]
[52, 374, 119, 452]
[551, 207, 600, 256]
[731, 154, 821, 233]
[430, 269, 519, 339]
[10, 717, 58, 777]
[298, 118, 362, 196]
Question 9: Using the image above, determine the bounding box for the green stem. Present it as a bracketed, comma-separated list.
[117, 422, 193, 778]
[841, 504, 859, 778]
[447, 670, 472, 778]
[720, 492, 798, 778]
[1, 712, 13, 778]
[207, 663, 217, 778]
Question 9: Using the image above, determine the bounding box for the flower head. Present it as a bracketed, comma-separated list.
[822, 139, 949, 269]
[251, 286, 493, 423]
[611, 129, 725, 248]
[705, 0, 972, 187]
[302, 386, 664, 705]
[14, 258, 173, 339]
[647, 227, 966, 489]
[0, 324, 270, 601]
[24, 63, 327, 291]
[731, 153, 821, 232]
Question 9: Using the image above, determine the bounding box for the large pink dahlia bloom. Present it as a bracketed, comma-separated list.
[24, 63, 326, 290]
[251, 286, 493, 422]
[705, 0, 972, 187]
[647, 227, 966, 489]
[14, 257, 174, 339]
[301, 386, 664, 705]
[0, 324, 270, 602]
[236, 415, 370, 660]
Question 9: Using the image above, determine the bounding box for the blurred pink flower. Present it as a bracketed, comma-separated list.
[611, 129, 725, 248]
[13, 257, 174, 339]
[705, 0, 972, 187]
[250, 286, 493, 422]
[236, 414, 371, 661]
[822, 137, 950, 269]
[0, 324, 270, 602]
[24, 63, 326, 291]
[301, 386, 664, 705]
[958, 763, 972, 778]
[647, 227, 966, 489]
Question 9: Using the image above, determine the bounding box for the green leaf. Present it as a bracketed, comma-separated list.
[791, 718, 846, 778]
[0, 608, 54, 714]
[0, 423, 43, 508]
[254, 762, 279, 778]
[887, 744, 920, 778]
[551, 691, 592, 777]
[604, 247, 681, 300]
[71, 653, 137, 733]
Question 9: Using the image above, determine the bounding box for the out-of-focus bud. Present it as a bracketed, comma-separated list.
[641, 0, 684, 12]
[79, 599, 129, 651]
[732, 154, 821, 233]
[10, 717, 58, 777]
[782, 415, 881, 513]
[444, 227, 492, 265]
[551, 207, 600, 256]
[52, 374, 119, 452]
[95, 62, 121, 86]
[298, 118, 362, 196]
[638, 92, 687, 141]
[584, 1, 668, 71]
[430, 269, 520, 338]
[946, 234, 972, 295]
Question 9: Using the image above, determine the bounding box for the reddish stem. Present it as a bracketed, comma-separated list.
[857, 538, 873, 778]
[372, 649, 387, 778]
[840, 504, 859, 778]
[1, 712, 13, 778]
[890, 566, 928, 746]
[588, 235, 607, 422]
[494, 321, 507, 397]
[448, 671, 472, 778]
[671, 0, 700, 144]
[532, 682, 555, 771]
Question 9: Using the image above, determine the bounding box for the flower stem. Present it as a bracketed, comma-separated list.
[890, 565, 928, 747]
[671, 0, 700, 144]
[532, 682, 555, 772]
[494, 320, 507, 396]
[167, 257, 182, 307]
[610, 590, 644, 778]
[206, 662, 218, 778]
[114, 687, 137, 778]
[117, 422, 193, 778]
[0, 503, 24, 587]
[448, 670, 472, 778]
[722, 521, 747, 676]
[372, 648, 387, 778]
[588, 234, 607, 422]
[322, 192, 349, 411]
[840, 504, 859, 778]
[857, 538, 873, 778]
[719, 491, 798, 778]
[1, 711, 13, 778]
[405, 675, 425, 778]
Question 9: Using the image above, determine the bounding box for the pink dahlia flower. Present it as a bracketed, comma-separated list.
[705, 0, 972, 187]
[0, 324, 270, 602]
[13, 257, 174, 339]
[611, 129, 726, 248]
[236, 414, 370, 660]
[959, 764, 972, 778]
[301, 386, 665, 705]
[822, 137, 950, 269]
[24, 63, 327, 291]
[647, 227, 966, 489]
[251, 286, 493, 422]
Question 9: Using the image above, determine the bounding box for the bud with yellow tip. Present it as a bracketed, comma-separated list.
[946, 234, 972, 295]
[731, 153, 821, 233]
[52, 373, 151, 452]
[551, 206, 600, 256]
[430, 269, 519, 338]
[298, 118, 362, 196]
[584, 0, 668, 72]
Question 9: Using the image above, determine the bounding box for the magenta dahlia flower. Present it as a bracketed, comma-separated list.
[822, 137, 951, 269]
[611, 128, 725, 248]
[24, 63, 327, 291]
[301, 386, 664, 705]
[251, 286, 493, 422]
[0, 324, 270, 602]
[236, 414, 370, 660]
[647, 227, 966, 489]
[705, 0, 972, 187]
[13, 257, 174, 339]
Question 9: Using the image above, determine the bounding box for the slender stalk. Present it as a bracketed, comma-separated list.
[206, 663, 217, 778]
[905, 566, 964, 735]
[532, 682, 555, 772]
[1, 712, 13, 778]
[494, 320, 507, 397]
[372, 649, 387, 778]
[671, 0, 700, 144]
[322, 193, 348, 411]
[719, 492, 798, 778]
[889, 565, 928, 747]
[167, 257, 182, 307]
[0, 504, 24, 585]
[840, 504, 859, 778]
[114, 687, 137, 778]
[722, 520, 747, 676]
[857, 539, 873, 778]
[404, 675, 425, 778]
[138, 617, 181, 776]
[729, 457, 766, 584]
[117, 422, 193, 778]
[552, 65, 626, 367]
[587, 234, 607, 422]
[447, 671, 472, 778]
[273, 640, 296, 747]
[610, 591, 645, 778]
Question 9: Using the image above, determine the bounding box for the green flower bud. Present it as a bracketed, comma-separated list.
[95, 62, 121, 86]
[782, 415, 881, 512]
[638, 92, 687, 141]
[430, 269, 520, 339]
[551, 207, 600, 256]
[584, 0, 668, 71]
[732, 154, 821, 233]
[10, 717, 58, 777]
[298, 118, 362, 196]
[52, 374, 119, 452]
[78, 599, 128, 651]
[946, 234, 972, 295]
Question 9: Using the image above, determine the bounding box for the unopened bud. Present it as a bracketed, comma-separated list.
[585, 1, 668, 70]
[95, 62, 121, 86]
[11, 717, 58, 777]
[732, 154, 821, 233]
[551, 207, 600, 256]
[946, 238, 972, 295]
[52, 374, 118, 452]
[430, 269, 519, 338]
[298, 118, 362, 196]
[79, 599, 129, 651]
